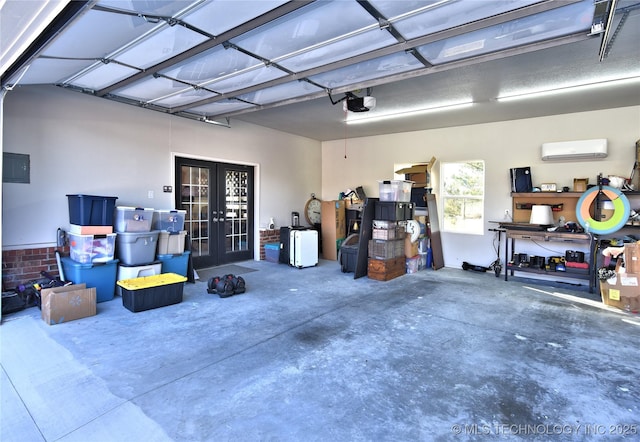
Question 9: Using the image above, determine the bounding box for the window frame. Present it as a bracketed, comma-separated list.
[440, 160, 485, 235]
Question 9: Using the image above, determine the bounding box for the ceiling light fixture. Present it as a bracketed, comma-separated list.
[496, 75, 640, 102]
[345, 101, 474, 125]
[202, 117, 230, 128]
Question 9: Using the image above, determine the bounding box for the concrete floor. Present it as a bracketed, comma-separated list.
[1, 259, 639, 441]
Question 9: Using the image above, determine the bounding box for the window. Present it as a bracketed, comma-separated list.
[441, 160, 484, 234]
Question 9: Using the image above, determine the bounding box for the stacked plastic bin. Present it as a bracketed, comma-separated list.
[63, 194, 119, 302]
[115, 208, 187, 313]
[368, 181, 415, 281]
[152, 209, 189, 277]
[114, 207, 161, 286]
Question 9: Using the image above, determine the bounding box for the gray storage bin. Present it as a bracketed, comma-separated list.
[115, 231, 159, 265]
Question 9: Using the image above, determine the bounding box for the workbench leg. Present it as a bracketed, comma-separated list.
[504, 235, 509, 281]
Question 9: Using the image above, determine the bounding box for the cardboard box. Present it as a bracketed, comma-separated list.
[345, 199, 364, 211]
[625, 242, 640, 273]
[395, 157, 436, 188]
[321, 200, 346, 260]
[599, 268, 640, 312]
[405, 234, 419, 258]
[573, 178, 589, 192]
[41, 284, 97, 325]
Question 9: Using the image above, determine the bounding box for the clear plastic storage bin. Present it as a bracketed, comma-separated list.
[152, 210, 186, 232]
[157, 231, 187, 255]
[68, 232, 116, 264]
[378, 180, 412, 202]
[114, 207, 154, 232]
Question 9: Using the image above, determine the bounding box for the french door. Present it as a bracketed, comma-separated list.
[175, 157, 254, 269]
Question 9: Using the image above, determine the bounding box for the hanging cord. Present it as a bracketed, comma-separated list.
[344, 108, 348, 159]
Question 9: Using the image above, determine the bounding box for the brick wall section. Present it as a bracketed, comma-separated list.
[259, 229, 280, 260]
[3, 229, 282, 289]
[2, 246, 69, 291]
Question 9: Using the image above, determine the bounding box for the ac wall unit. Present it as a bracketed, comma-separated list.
[541, 139, 608, 161]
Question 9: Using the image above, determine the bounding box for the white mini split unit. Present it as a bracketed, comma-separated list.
[541, 139, 608, 161]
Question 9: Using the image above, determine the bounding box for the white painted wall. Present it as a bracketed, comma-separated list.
[322, 106, 640, 269]
[2, 85, 321, 255]
[3, 85, 639, 272]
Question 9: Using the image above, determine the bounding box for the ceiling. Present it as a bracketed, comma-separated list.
[2, 0, 639, 142]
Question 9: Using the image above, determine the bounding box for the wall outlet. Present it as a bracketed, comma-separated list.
[148, 190, 154, 199]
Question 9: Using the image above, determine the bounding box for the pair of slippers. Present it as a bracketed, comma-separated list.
[207, 274, 246, 298]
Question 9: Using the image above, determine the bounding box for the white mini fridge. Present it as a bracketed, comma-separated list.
[290, 229, 318, 268]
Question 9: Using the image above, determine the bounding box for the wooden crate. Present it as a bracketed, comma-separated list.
[368, 257, 405, 281]
[368, 239, 404, 259]
[372, 220, 399, 229]
[372, 226, 405, 240]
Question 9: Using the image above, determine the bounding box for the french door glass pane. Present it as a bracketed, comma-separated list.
[225, 170, 249, 252]
[181, 165, 209, 258]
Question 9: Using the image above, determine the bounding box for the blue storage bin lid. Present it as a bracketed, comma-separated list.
[61, 257, 119, 268]
[157, 251, 190, 260]
[264, 243, 279, 250]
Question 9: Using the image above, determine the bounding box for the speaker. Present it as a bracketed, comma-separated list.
[510, 167, 533, 193]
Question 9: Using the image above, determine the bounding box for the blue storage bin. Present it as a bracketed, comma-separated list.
[67, 194, 118, 226]
[61, 257, 119, 303]
[156, 251, 190, 277]
[264, 243, 279, 263]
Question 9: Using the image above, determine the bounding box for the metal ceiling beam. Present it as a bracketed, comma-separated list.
[1, 1, 95, 88]
[91, 3, 216, 39]
[599, 0, 618, 61]
[357, 0, 406, 43]
[95, 0, 314, 97]
[203, 31, 593, 121]
[168, 0, 584, 114]
[602, 6, 635, 58]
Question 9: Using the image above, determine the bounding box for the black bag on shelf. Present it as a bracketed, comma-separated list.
[510, 167, 533, 193]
